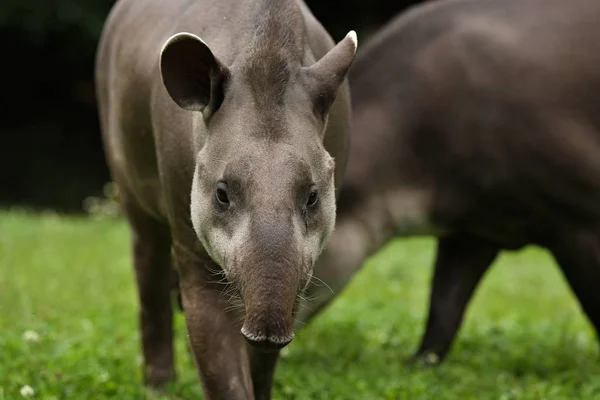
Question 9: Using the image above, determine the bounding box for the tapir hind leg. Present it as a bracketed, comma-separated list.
[412, 234, 499, 364]
[120, 193, 176, 387]
[549, 230, 600, 349]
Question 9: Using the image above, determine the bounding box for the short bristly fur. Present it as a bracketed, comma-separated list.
[296, 0, 600, 368]
[95, 0, 357, 398]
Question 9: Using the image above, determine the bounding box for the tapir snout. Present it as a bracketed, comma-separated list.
[241, 298, 296, 351]
[235, 211, 306, 350]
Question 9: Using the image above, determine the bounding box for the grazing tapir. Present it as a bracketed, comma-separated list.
[296, 0, 600, 365]
[95, 0, 357, 397]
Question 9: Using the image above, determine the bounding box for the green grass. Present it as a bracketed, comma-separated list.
[2, 210, 600, 399]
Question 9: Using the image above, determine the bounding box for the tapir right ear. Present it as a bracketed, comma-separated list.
[302, 30, 358, 118]
[160, 32, 229, 116]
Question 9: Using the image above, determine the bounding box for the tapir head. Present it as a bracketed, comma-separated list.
[159, 30, 357, 350]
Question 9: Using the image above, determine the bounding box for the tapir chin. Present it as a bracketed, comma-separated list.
[297, 0, 600, 366]
[95, 0, 357, 397]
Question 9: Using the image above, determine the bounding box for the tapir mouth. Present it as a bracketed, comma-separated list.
[233, 253, 304, 352]
[239, 297, 298, 352]
[240, 324, 295, 352]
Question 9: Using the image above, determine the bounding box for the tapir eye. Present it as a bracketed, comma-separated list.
[215, 181, 230, 206]
[306, 186, 319, 208]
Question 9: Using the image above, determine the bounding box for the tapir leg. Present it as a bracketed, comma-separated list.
[549, 231, 600, 347]
[170, 266, 184, 312]
[174, 247, 261, 399]
[122, 197, 175, 386]
[412, 234, 499, 364]
[248, 346, 279, 400]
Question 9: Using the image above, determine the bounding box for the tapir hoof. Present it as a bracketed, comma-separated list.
[406, 351, 443, 368]
[241, 326, 294, 352]
[144, 366, 176, 388]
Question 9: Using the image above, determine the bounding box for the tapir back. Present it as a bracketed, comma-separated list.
[345, 0, 600, 248]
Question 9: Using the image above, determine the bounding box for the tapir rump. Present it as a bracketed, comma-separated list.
[95, 0, 357, 397]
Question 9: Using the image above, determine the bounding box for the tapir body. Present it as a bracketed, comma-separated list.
[95, 0, 357, 397]
[298, 0, 600, 364]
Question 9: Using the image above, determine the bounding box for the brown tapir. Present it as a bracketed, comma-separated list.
[296, 0, 600, 366]
[95, 0, 357, 397]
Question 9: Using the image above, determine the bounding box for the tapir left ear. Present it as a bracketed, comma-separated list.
[302, 30, 358, 118]
[160, 32, 230, 117]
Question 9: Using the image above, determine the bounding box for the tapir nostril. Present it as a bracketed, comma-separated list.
[240, 326, 294, 352]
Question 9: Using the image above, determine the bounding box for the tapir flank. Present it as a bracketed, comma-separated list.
[296, 0, 600, 367]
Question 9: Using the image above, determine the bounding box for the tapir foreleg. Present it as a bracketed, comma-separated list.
[175, 246, 280, 400]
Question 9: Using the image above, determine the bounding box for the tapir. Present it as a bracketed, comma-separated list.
[297, 0, 600, 365]
[95, 0, 357, 397]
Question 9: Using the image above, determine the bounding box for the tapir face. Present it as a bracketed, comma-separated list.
[190, 111, 337, 349]
[160, 30, 357, 350]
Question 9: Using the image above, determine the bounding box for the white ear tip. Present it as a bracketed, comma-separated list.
[346, 30, 358, 49]
[161, 32, 207, 52]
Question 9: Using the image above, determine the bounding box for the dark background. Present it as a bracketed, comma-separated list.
[0, 0, 426, 212]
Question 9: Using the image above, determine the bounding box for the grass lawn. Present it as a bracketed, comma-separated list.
[2, 210, 600, 399]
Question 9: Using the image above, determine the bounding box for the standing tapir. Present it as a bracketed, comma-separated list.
[95, 0, 357, 397]
[297, 0, 600, 366]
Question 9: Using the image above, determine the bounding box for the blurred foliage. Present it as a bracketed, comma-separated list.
[307, 0, 424, 40]
[0, 0, 109, 43]
[0, 0, 113, 112]
[83, 181, 121, 219]
[0, 1, 115, 211]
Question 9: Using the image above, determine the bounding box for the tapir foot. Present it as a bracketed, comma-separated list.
[406, 349, 444, 368]
[144, 378, 177, 399]
[144, 366, 176, 388]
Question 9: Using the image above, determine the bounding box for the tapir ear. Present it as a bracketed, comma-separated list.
[160, 32, 229, 115]
[302, 30, 358, 118]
